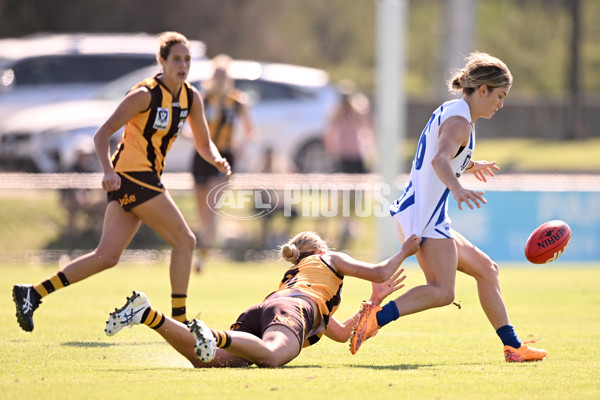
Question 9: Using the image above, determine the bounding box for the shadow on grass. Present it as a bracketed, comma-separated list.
[62, 341, 116, 348]
[100, 364, 429, 372]
[102, 364, 325, 372]
[61, 340, 163, 348]
[345, 363, 430, 370]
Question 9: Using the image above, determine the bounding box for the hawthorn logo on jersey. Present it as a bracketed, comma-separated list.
[207, 181, 279, 220]
[153, 108, 170, 130]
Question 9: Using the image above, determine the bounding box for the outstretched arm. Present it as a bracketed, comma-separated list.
[465, 160, 500, 182]
[325, 234, 420, 283]
[188, 88, 231, 176]
[324, 268, 407, 342]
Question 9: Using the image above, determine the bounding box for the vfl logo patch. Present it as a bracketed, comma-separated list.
[153, 108, 170, 130]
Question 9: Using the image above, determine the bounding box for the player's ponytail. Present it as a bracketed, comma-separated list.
[280, 231, 329, 265]
[449, 69, 466, 92]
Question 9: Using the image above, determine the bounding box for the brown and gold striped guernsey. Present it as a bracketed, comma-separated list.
[112, 75, 194, 176]
[273, 254, 344, 347]
[203, 90, 244, 152]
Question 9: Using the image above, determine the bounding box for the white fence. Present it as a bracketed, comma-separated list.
[2, 172, 599, 191]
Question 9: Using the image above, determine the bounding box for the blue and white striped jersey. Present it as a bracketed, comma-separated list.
[391, 98, 474, 239]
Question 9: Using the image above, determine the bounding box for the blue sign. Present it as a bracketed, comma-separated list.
[449, 191, 600, 262]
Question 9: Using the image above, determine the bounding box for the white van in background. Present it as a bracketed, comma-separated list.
[0, 59, 338, 174]
[0, 33, 206, 126]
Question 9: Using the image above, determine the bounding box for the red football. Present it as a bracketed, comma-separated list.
[524, 220, 571, 264]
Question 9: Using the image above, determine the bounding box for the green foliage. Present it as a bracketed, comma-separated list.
[477, 0, 570, 96]
[469, 138, 600, 173]
[3, 0, 599, 98]
[1, 262, 599, 399]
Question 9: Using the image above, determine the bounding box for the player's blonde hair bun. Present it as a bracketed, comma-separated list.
[281, 244, 301, 263]
[280, 231, 329, 265]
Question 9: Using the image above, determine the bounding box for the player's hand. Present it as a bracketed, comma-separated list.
[401, 234, 421, 257]
[215, 157, 232, 176]
[450, 184, 487, 210]
[102, 171, 121, 192]
[467, 160, 500, 182]
[370, 268, 406, 305]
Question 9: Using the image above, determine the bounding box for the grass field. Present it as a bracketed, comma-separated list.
[2, 260, 599, 400]
[1, 138, 599, 399]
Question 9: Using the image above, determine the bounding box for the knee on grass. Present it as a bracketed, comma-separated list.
[253, 354, 293, 368]
[252, 346, 297, 368]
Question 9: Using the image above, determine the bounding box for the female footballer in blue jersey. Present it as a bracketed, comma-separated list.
[13, 32, 230, 332]
[350, 52, 547, 362]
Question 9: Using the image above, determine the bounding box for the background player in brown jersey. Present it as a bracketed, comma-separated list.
[12, 32, 230, 332]
[191, 54, 254, 273]
[105, 231, 420, 368]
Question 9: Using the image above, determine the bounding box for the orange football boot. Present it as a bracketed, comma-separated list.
[504, 340, 547, 362]
[349, 302, 382, 354]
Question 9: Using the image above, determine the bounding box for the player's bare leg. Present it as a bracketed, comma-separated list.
[453, 230, 546, 362]
[350, 237, 457, 353]
[454, 230, 509, 329]
[193, 175, 224, 271]
[61, 202, 141, 283]
[133, 192, 195, 294]
[166, 317, 301, 368]
[154, 317, 251, 368]
[391, 238, 458, 317]
[222, 326, 301, 368]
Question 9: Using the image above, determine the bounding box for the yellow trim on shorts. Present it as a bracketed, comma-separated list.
[298, 298, 307, 344]
[120, 172, 165, 193]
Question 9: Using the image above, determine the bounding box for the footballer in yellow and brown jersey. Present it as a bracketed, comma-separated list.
[111, 75, 194, 176]
[106, 75, 194, 211]
[202, 90, 246, 153]
[191, 89, 246, 185]
[272, 254, 344, 347]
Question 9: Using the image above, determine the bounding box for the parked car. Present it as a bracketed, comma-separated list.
[0, 59, 338, 173]
[0, 33, 205, 129]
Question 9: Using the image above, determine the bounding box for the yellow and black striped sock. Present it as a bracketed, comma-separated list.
[33, 271, 70, 298]
[171, 294, 187, 323]
[211, 329, 232, 349]
[141, 307, 165, 330]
